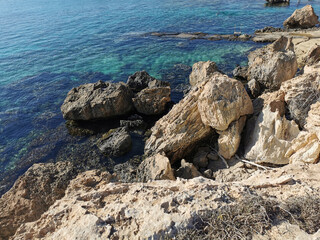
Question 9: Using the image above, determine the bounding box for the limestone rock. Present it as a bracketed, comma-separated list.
[247, 79, 261, 98]
[286, 131, 320, 164]
[132, 86, 171, 115]
[252, 91, 285, 116]
[176, 159, 202, 179]
[248, 36, 298, 90]
[189, 61, 220, 86]
[0, 162, 77, 240]
[306, 102, 320, 139]
[127, 70, 156, 92]
[138, 153, 175, 181]
[197, 73, 253, 131]
[283, 5, 319, 29]
[61, 80, 134, 120]
[303, 44, 320, 67]
[144, 80, 214, 163]
[232, 65, 248, 80]
[244, 106, 300, 164]
[96, 127, 132, 157]
[144, 73, 252, 163]
[217, 116, 246, 159]
[280, 72, 320, 127]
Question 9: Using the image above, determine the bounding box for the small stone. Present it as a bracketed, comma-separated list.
[203, 169, 213, 178]
[192, 151, 208, 168]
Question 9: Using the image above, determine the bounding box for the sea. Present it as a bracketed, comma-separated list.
[0, 0, 319, 194]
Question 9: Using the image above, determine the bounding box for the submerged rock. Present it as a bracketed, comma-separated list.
[132, 86, 171, 115]
[189, 61, 220, 86]
[283, 5, 319, 29]
[145, 73, 252, 163]
[61, 80, 134, 120]
[96, 127, 132, 157]
[248, 36, 298, 90]
[0, 161, 77, 240]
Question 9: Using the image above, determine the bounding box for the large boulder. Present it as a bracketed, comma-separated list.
[96, 127, 132, 157]
[283, 5, 319, 29]
[126, 70, 156, 92]
[145, 73, 252, 163]
[280, 72, 320, 128]
[61, 80, 134, 120]
[247, 36, 298, 90]
[132, 86, 171, 115]
[189, 61, 220, 86]
[244, 105, 300, 164]
[302, 44, 320, 67]
[138, 153, 175, 181]
[0, 162, 77, 240]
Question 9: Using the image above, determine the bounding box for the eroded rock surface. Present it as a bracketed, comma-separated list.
[0, 162, 77, 240]
[248, 36, 297, 90]
[283, 5, 319, 29]
[61, 81, 133, 120]
[189, 61, 220, 86]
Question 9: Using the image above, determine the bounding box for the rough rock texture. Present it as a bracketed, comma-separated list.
[197, 74, 253, 131]
[217, 116, 246, 159]
[12, 164, 320, 240]
[192, 150, 209, 168]
[247, 36, 298, 90]
[244, 105, 300, 164]
[138, 153, 175, 181]
[96, 127, 132, 157]
[285, 131, 320, 164]
[0, 162, 77, 240]
[306, 102, 320, 139]
[283, 5, 319, 29]
[247, 79, 261, 98]
[145, 73, 252, 163]
[126, 71, 156, 92]
[189, 61, 220, 86]
[232, 65, 248, 80]
[280, 72, 320, 127]
[303, 44, 320, 67]
[176, 159, 202, 179]
[61, 81, 133, 120]
[252, 91, 285, 116]
[132, 86, 171, 115]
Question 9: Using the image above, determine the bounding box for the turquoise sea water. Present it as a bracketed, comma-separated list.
[0, 0, 320, 193]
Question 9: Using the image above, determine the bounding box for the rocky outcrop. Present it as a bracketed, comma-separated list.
[189, 61, 220, 86]
[280, 72, 320, 128]
[61, 80, 134, 120]
[283, 5, 319, 29]
[126, 71, 156, 92]
[197, 74, 253, 131]
[145, 73, 252, 163]
[247, 36, 298, 90]
[306, 102, 320, 139]
[138, 153, 175, 181]
[252, 91, 285, 116]
[0, 162, 77, 240]
[132, 86, 171, 115]
[303, 44, 320, 67]
[285, 131, 320, 164]
[96, 127, 132, 157]
[244, 105, 300, 164]
[232, 65, 248, 80]
[217, 116, 246, 159]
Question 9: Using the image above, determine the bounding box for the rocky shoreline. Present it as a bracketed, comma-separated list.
[1, 4, 320, 240]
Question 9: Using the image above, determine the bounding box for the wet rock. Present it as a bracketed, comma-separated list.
[232, 66, 248, 80]
[0, 161, 77, 240]
[127, 71, 156, 92]
[247, 79, 261, 98]
[189, 61, 220, 86]
[217, 116, 247, 160]
[132, 86, 171, 115]
[61, 80, 134, 120]
[280, 72, 320, 128]
[244, 105, 300, 164]
[248, 36, 298, 90]
[176, 159, 202, 179]
[285, 131, 320, 164]
[145, 73, 252, 163]
[284, 5, 319, 29]
[96, 127, 132, 157]
[138, 153, 175, 181]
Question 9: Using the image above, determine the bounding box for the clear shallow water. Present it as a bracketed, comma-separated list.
[0, 0, 320, 192]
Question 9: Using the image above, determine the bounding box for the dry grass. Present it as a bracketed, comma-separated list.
[173, 194, 320, 240]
